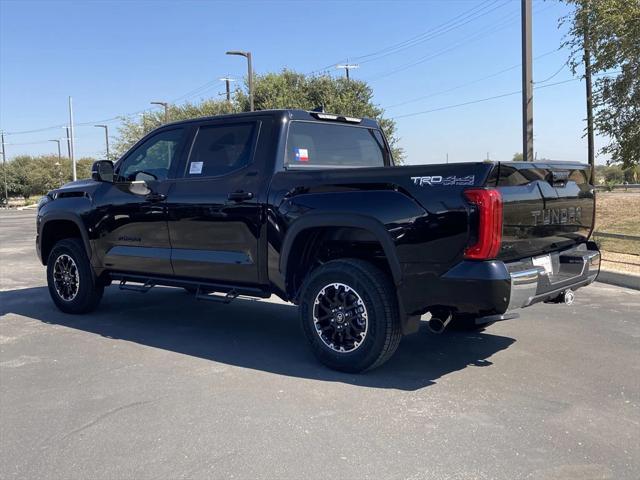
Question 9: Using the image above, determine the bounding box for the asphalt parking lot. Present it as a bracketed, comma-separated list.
[1, 210, 639, 480]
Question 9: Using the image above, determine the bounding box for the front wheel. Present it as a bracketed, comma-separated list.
[299, 259, 402, 373]
[47, 238, 104, 314]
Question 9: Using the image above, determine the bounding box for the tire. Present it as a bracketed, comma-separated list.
[299, 259, 402, 373]
[47, 238, 104, 314]
[448, 314, 494, 332]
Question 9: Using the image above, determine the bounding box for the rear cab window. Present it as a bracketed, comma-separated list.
[285, 121, 390, 169]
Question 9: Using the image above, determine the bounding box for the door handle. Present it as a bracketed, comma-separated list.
[146, 192, 167, 202]
[227, 191, 254, 202]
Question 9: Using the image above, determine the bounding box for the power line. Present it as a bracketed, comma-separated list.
[305, 0, 505, 75]
[11, 71, 622, 150]
[384, 48, 560, 110]
[355, 1, 498, 61]
[169, 79, 220, 103]
[2, 77, 225, 135]
[366, 8, 523, 82]
[392, 74, 619, 120]
[365, 2, 555, 83]
[393, 89, 521, 120]
[533, 62, 567, 84]
[5, 136, 90, 146]
[357, 0, 510, 65]
[2, 123, 68, 135]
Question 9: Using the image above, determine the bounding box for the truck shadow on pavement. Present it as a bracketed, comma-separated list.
[0, 286, 516, 391]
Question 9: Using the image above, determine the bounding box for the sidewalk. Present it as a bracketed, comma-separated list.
[597, 251, 640, 290]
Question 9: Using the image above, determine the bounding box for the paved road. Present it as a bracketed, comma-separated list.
[1, 210, 639, 480]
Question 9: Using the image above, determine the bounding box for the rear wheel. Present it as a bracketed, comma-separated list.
[299, 259, 402, 373]
[47, 238, 103, 314]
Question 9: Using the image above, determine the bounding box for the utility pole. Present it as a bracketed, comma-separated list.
[521, 0, 534, 162]
[151, 101, 169, 123]
[49, 139, 62, 161]
[94, 125, 110, 159]
[64, 126, 71, 159]
[1, 131, 7, 205]
[336, 62, 359, 81]
[68, 96, 76, 180]
[583, 3, 595, 171]
[226, 51, 254, 111]
[219, 77, 235, 102]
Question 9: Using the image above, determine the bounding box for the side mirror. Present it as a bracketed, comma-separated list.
[92, 160, 114, 183]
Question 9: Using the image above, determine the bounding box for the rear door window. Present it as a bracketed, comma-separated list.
[185, 122, 257, 177]
[286, 121, 388, 168]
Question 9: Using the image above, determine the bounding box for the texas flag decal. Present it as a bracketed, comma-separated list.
[295, 148, 309, 162]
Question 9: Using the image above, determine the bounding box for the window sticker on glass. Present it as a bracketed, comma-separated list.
[294, 148, 309, 162]
[189, 161, 203, 174]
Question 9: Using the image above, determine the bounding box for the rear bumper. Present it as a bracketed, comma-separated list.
[506, 243, 600, 310]
[410, 242, 601, 317]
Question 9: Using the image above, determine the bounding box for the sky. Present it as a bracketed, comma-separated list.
[0, 0, 608, 165]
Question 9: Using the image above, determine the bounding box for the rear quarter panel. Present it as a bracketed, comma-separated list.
[267, 163, 494, 313]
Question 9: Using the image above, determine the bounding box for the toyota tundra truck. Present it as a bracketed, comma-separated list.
[36, 109, 600, 372]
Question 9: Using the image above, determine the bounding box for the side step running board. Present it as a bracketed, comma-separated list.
[109, 273, 270, 301]
[119, 279, 155, 293]
[196, 288, 238, 304]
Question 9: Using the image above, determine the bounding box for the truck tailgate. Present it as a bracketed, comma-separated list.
[493, 162, 595, 261]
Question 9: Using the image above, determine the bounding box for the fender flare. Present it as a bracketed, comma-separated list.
[40, 212, 92, 264]
[279, 213, 402, 287]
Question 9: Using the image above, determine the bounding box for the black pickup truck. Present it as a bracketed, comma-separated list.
[36, 109, 600, 372]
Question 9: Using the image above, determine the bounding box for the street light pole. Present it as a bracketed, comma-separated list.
[150, 101, 169, 123]
[1, 131, 7, 205]
[68, 96, 76, 180]
[94, 125, 110, 159]
[49, 139, 62, 161]
[226, 51, 254, 111]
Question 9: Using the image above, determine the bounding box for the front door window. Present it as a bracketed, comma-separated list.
[117, 128, 185, 182]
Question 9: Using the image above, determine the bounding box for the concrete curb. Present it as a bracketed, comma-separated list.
[597, 270, 640, 291]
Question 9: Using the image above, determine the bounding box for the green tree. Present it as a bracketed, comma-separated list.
[0, 154, 97, 202]
[6, 156, 42, 199]
[561, 0, 640, 168]
[236, 70, 403, 162]
[602, 164, 625, 183]
[512, 152, 524, 161]
[113, 99, 239, 157]
[113, 70, 403, 162]
[76, 157, 95, 180]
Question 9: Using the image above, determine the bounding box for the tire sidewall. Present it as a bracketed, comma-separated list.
[47, 239, 101, 314]
[299, 264, 390, 372]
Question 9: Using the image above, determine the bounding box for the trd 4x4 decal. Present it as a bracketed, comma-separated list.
[410, 175, 475, 186]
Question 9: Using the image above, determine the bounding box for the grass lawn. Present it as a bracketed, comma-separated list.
[594, 191, 640, 256]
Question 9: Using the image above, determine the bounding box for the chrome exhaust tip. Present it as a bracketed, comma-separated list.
[427, 313, 452, 334]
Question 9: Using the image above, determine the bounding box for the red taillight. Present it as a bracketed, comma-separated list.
[464, 188, 503, 260]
